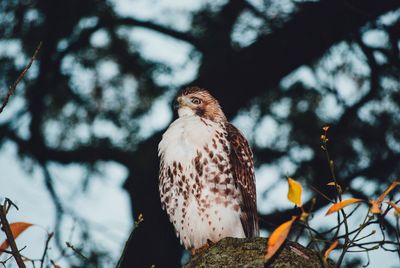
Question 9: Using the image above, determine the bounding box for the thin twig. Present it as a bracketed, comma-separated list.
[351, 240, 400, 247]
[40, 232, 54, 268]
[0, 41, 43, 114]
[116, 213, 144, 267]
[0, 205, 26, 268]
[310, 185, 333, 203]
[66, 242, 98, 268]
[4, 198, 19, 214]
[0, 254, 14, 267]
[321, 133, 352, 266]
[320, 204, 361, 236]
[337, 212, 370, 266]
[0, 248, 14, 254]
[0, 246, 27, 255]
[395, 217, 400, 262]
[116, 226, 135, 268]
[362, 250, 371, 267]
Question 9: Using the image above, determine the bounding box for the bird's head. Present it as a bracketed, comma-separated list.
[175, 87, 227, 122]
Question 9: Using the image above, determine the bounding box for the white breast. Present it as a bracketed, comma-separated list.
[158, 115, 220, 165]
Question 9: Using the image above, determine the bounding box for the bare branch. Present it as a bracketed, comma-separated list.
[40, 232, 54, 268]
[66, 242, 98, 268]
[0, 205, 26, 268]
[0, 42, 42, 114]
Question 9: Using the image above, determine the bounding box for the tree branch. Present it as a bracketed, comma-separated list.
[39, 232, 53, 268]
[0, 124, 134, 166]
[116, 17, 202, 50]
[0, 205, 26, 268]
[195, 0, 400, 118]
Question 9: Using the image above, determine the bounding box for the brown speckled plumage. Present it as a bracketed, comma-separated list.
[158, 87, 259, 251]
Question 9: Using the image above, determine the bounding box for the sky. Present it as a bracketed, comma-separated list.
[1, 0, 399, 267]
[0, 141, 132, 267]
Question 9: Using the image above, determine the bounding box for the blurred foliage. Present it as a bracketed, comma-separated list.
[0, 0, 399, 267]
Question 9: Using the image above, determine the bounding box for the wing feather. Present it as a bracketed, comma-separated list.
[226, 123, 259, 237]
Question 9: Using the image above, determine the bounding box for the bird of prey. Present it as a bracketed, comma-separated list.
[158, 87, 259, 253]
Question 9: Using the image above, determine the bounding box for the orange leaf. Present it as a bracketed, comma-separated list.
[377, 181, 400, 204]
[287, 177, 302, 207]
[387, 201, 400, 215]
[324, 240, 339, 261]
[325, 198, 363, 215]
[369, 200, 381, 214]
[0, 222, 33, 254]
[365, 181, 400, 215]
[264, 216, 297, 262]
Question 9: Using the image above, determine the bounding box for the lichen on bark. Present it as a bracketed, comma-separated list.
[183, 237, 335, 268]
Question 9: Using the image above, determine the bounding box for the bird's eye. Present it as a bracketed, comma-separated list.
[191, 97, 201, 105]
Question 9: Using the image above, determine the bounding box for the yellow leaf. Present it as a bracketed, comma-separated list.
[264, 216, 297, 262]
[325, 198, 363, 215]
[0, 222, 33, 255]
[324, 240, 339, 261]
[387, 201, 400, 216]
[377, 181, 400, 204]
[287, 177, 302, 207]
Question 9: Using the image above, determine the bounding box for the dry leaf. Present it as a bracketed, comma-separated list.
[367, 181, 400, 215]
[325, 198, 363, 215]
[264, 216, 297, 262]
[387, 201, 400, 216]
[324, 240, 339, 261]
[377, 181, 400, 204]
[287, 177, 302, 207]
[0, 222, 33, 254]
[369, 200, 381, 214]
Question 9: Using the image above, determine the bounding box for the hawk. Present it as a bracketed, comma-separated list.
[158, 87, 259, 253]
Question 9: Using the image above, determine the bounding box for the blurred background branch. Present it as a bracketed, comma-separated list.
[0, 0, 399, 267]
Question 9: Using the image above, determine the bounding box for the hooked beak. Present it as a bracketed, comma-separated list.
[174, 96, 190, 110]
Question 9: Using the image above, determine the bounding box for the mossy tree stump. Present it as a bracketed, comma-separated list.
[183, 237, 335, 268]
